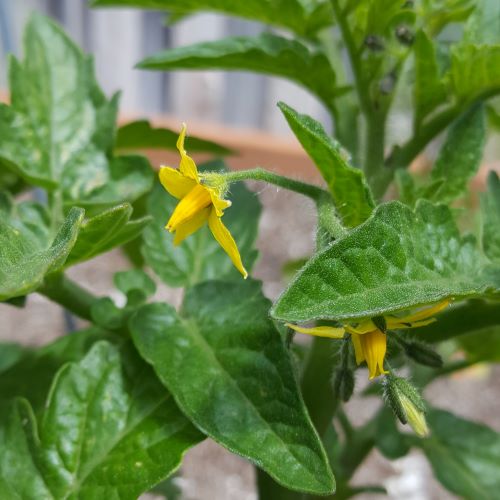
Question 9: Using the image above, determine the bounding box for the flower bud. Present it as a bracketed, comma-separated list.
[383, 374, 429, 437]
[364, 35, 384, 51]
[399, 393, 429, 437]
[403, 340, 443, 368]
[334, 367, 355, 402]
[395, 25, 414, 45]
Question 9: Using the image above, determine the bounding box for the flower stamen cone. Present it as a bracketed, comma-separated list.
[159, 123, 247, 278]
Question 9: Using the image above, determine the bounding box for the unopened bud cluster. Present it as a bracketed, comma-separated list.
[403, 339, 443, 367]
[334, 367, 355, 402]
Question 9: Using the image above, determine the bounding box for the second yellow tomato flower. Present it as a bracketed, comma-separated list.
[287, 300, 450, 379]
[159, 124, 247, 278]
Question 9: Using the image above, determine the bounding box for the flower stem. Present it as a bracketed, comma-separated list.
[223, 168, 329, 202]
[386, 104, 461, 169]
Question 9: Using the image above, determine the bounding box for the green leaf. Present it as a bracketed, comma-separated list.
[395, 170, 418, 207]
[91, 0, 333, 37]
[481, 171, 500, 261]
[143, 161, 261, 287]
[65, 203, 151, 267]
[116, 120, 232, 155]
[272, 200, 497, 322]
[138, 34, 340, 110]
[422, 0, 475, 36]
[130, 280, 335, 495]
[115, 268, 156, 296]
[464, 0, 500, 44]
[0, 341, 203, 499]
[0, 327, 113, 412]
[459, 325, 500, 362]
[375, 408, 410, 460]
[62, 154, 153, 214]
[114, 268, 157, 306]
[0, 205, 84, 301]
[278, 102, 374, 227]
[0, 343, 25, 374]
[423, 104, 486, 202]
[417, 408, 500, 499]
[413, 30, 447, 129]
[451, 44, 500, 103]
[0, 15, 112, 189]
[0, 14, 152, 208]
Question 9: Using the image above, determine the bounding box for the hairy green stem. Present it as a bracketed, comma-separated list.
[386, 105, 460, 169]
[363, 111, 389, 199]
[330, 0, 370, 115]
[223, 168, 329, 201]
[39, 274, 97, 321]
[316, 194, 347, 248]
[301, 337, 340, 437]
[48, 189, 64, 233]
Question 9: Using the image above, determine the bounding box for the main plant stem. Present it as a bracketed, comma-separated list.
[39, 274, 97, 321]
[363, 111, 389, 199]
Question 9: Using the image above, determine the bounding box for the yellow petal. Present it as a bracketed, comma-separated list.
[386, 317, 436, 329]
[400, 395, 429, 437]
[392, 299, 450, 324]
[208, 208, 247, 278]
[167, 184, 212, 232]
[350, 332, 365, 364]
[176, 123, 199, 182]
[173, 207, 210, 245]
[159, 166, 197, 199]
[286, 323, 345, 339]
[360, 329, 388, 379]
[208, 187, 231, 216]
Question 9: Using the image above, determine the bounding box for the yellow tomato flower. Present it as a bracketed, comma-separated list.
[287, 299, 450, 379]
[159, 124, 247, 278]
